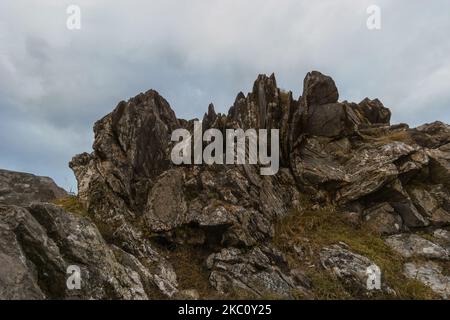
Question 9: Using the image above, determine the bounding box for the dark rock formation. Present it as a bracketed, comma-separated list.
[1, 71, 450, 299]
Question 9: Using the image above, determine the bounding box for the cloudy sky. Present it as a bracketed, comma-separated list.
[0, 0, 449, 191]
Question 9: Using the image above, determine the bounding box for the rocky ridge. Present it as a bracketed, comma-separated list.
[1, 71, 449, 299]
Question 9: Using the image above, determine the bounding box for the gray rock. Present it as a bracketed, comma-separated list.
[206, 245, 310, 298]
[411, 121, 450, 148]
[202, 103, 217, 130]
[427, 148, 450, 187]
[301, 71, 339, 107]
[111, 245, 178, 298]
[433, 229, 450, 243]
[0, 205, 47, 299]
[304, 102, 365, 137]
[60, 71, 450, 301]
[371, 179, 430, 228]
[385, 234, 449, 260]
[0, 204, 149, 299]
[363, 203, 402, 235]
[404, 262, 450, 299]
[336, 142, 416, 204]
[407, 185, 450, 225]
[176, 289, 200, 300]
[0, 169, 67, 206]
[358, 98, 391, 124]
[320, 243, 386, 294]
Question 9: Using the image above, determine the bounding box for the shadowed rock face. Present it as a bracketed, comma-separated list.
[1, 71, 450, 299]
[0, 169, 67, 206]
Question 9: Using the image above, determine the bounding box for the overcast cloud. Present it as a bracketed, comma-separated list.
[0, 0, 449, 191]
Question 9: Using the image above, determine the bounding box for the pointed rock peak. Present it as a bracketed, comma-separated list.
[302, 71, 339, 106]
[252, 73, 278, 94]
[203, 103, 218, 129]
[207, 103, 216, 116]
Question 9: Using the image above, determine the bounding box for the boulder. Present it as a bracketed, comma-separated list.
[301, 71, 339, 107]
[363, 202, 403, 235]
[0, 205, 47, 299]
[0, 169, 67, 206]
[358, 98, 391, 124]
[319, 243, 388, 294]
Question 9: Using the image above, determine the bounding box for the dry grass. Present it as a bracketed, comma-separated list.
[273, 206, 438, 299]
[53, 196, 88, 217]
[362, 130, 416, 146]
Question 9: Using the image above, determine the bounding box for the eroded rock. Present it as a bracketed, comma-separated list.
[385, 234, 449, 260]
[3, 71, 449, 300]
[0, 204, 150, 299]
[206, 245, 310, 298]
[319, 243, 387, 294]
[363, 202, 403, 235]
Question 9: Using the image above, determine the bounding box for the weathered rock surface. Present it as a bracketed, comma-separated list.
[206, 245, 311, 298]
[2, 70, 450, 299]
[66, 71, 450, 298]
[320, 243, 388, 294]
[385, 234, 449, 260]
[363, 202, 403, 235]
[0, 204, 145, 299]
[404, 262, 450, 299]
[0, 169, 67, 206]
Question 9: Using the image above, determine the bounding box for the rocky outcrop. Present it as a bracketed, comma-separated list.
[0, 203, 143, 299]
[2, 71, 450, 299]
[0, 169, 67, 206]
[66, 70, 450, 299]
